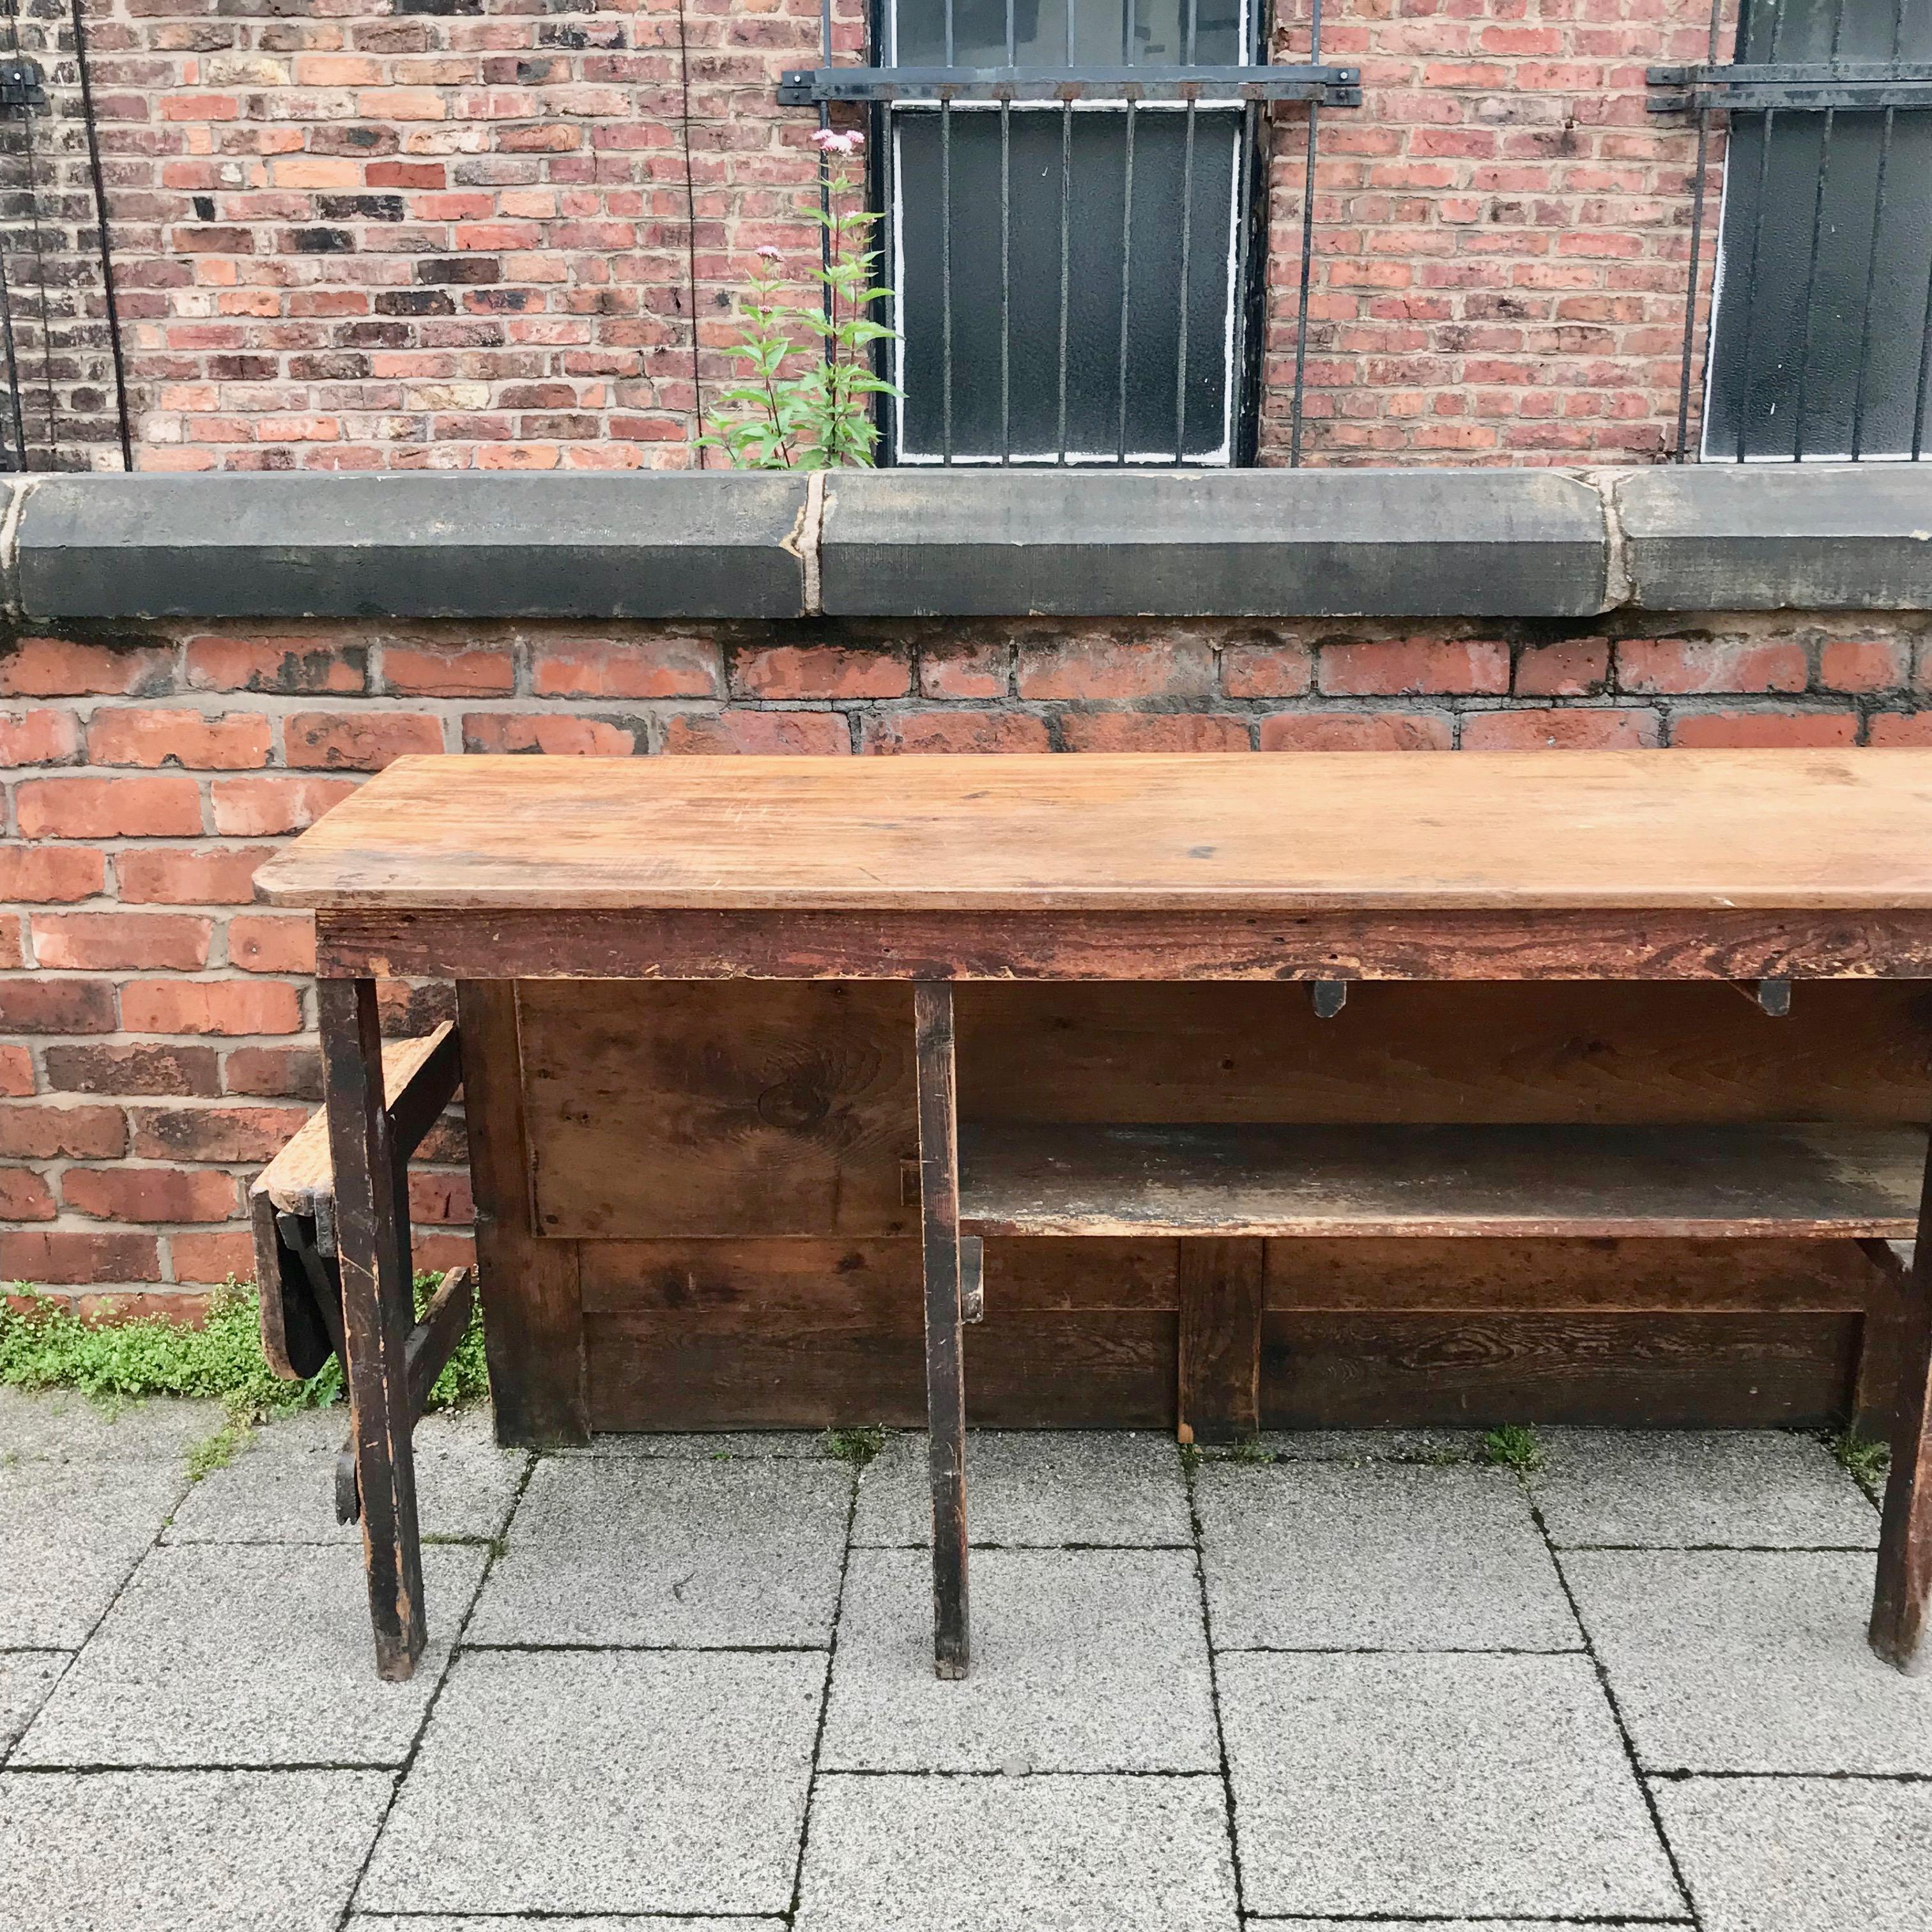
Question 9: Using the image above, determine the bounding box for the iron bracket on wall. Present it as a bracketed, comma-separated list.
[779, 63, 1362, 107]
[1648, 61, 1932, 111]
[0, 59, 46, 116]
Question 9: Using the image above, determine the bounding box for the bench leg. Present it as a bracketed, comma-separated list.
[915, 983, 969, 1680]
[1177, 1237, 1266, 1445]
[1871, 1126, 1932, 1674]
[318, 976, 427, 1683]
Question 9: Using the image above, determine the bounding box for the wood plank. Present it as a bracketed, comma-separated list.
[520, 980, 916, 1241]
[959, 1123, 1928, 1240]
[1264, 1237, 1888, 1313]
[257, 749, 1932, 914]
[1261, 1311, 1861, 1429]
[1177, 1238, 1265, 1444]
[456, 981, 588, 1447]
[317, 904, 1932, 985]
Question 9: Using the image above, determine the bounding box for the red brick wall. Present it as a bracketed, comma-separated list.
[73, 0, 1719, 471]
[3, 613, 1928, 1307]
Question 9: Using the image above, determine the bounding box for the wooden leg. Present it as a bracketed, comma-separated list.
[1871, 1133, 1932, 1673]
[1177, 1237, 1266, 1445]
[318, 977, 426, 1683]
[915, 981, 969, 1680]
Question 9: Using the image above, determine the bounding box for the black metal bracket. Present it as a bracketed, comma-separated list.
[780, 63, 1361, 107]
[1648, 61, 1932, 112]
[0, 59, 45, 116]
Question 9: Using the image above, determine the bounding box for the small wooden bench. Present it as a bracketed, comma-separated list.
[250, 1019, 473, 1524]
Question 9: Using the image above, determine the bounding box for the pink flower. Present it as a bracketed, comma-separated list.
[809, 126, 864, 155]
[755, 245, 783, 262]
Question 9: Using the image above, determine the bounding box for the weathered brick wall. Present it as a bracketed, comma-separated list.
[68, 0, 1719, 470]
[3, 612, 1928, 1307]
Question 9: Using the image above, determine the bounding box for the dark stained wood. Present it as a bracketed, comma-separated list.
[318, 976, 425, 1683]
[456, 981, 588, 1446]
[316, 904, 1932, 986]
[1261, 1312, 1862, 1429]
[958, 1122, 1926, 1241]
[1870, 1131, 1932, 1671]
[1177, 1238, 1265, 1444]
[916, 981, 969, 1678]
[519, 980, 916, 1239]
[258, 750, 1932, 913]
[405, 1265, 475, 1413]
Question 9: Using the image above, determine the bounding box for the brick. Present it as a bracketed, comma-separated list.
[210, 776, 358, 837]
[86, 709, 275, 770]
[1015, 637, 1215, 702]
[1514, 639, 1610, 698]
[461, 713, 640, 755]
[381, 642, 516, 696]
[284, 710, 446, 769]
[1869, 713, 1932, 746]
[1463, 708, 1664, 750]
[408, 1169, 475, 1223]
[121, 979, 304, 1038]
[223, 1046, 323, 1101]
[0, 1169, 57, 1222]
[861, 711, 1053, 754]
[1258, 712, 1455, 751]
[0, 845, 106, 903]
[1222, 641, 1314, 700]
[44, 1043, 224, 1098]
[730, 644, 911, 701]
[1061, 712, 1254, 753]
[0, 1230, 159, 1285]
[31, 914, 213, 972]
[1669, 709, 1859, 749]
[63, 1166, 240, 1224]
[919, 641, 1010, 701]
[1617, 637, 1809, 696]
[1318, 638, 1510, 698]
[169, 1230, 259, 1285]
[0, 1103, 127, 1160]
[662, 711, 852, 755]
[530, 636, 724, 700]
[226, 914, 317, 974]
[16, 777, 204, 840]
[118, 847, 268, 906]
[130, 1103, 310, 1162]
[0, 979, 117, 1035]
[0, 1046, 34, 1098]
[185, 636, 368, 694]
[0, 638, 174, 698]
[1818, 637, 1910, 693]
[75, 1289, 217, 1324]
[0, 709, 83, 767]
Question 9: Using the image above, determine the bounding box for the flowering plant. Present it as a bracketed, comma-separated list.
[697, 128, 901, 470]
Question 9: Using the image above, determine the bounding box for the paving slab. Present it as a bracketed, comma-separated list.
[360, 1649, 824, 1916]
[0, 1387, 224, 1464]
[1532, 1430, 1878, 1549]
[0, 1768, 392, 1931]
[165, 1406, 527, 1545]
[466, 1455, 849, 1646]
[0, 1456, 185, 1646]
[1655, 1774, 1932, 1932]
[1218, 1651, 1681, 1919]
[1252, 1924, 1656, 1931]
[13, 1541, 486, 1767]
[822, 1547, 1216, 1772]
[356, 1922, 787, 1931]
[555, 1431, 827, 1458]
[0, 1654, 66, 1758]
[795, 1772, 1238, 1932]
[1197, 1462, 1578, 1650]
[852, 1430, 1190, 1545]
[1564, 1549, 1932, 1773]
[1257, 1428, 1485, 1464]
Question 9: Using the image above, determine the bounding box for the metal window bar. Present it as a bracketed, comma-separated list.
[803, 0, 1358, 466]
[1651, 0, 1932, 461]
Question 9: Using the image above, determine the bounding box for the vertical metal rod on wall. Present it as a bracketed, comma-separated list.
[1673, 0, 1724, 463]
[1116, 100, 1136, 462]
[0, 249, 26, 470]
[1790, 105, 1834, 460]
[1289, 0, 1324, 467]
[1173, 95, 1195, 463]
[940, 96, 953, 462]
[1850, 104, 1894, 461]
[1057, 98, 1073, 462]
[1733, 109, 1776, 462]
[999, 98, 1011, 463]
[1230, 98, 1257, 463]
[819, 0, 833, 328]
[70, 0, 130, 468]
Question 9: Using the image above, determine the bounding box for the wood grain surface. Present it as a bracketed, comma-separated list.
[258, 749, 1932, 913]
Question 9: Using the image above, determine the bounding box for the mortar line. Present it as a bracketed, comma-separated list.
[334, 1444, 539, 1931]
[1184, 1445, 1252, 1922]
[1529, 1487, 1703, 1929]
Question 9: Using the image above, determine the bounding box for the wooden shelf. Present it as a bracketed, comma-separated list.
[956, 1122, 1928, 1241]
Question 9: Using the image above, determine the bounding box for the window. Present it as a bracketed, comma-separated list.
[1699, 0, 1932, 459]
[875, 0, 1267, 464]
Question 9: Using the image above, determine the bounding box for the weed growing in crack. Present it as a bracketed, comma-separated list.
[1478, 1424, 1544, 1473]
[821, 1423, 887, 1468]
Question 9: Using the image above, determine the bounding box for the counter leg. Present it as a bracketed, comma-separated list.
[915, 982, 969, 1679]
[1871, 1122, 1932, 1673]
[318, 976, 426, 1682]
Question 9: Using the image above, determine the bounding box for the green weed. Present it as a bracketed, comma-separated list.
[1478, 1424, 1543, 1474]
[821, 1423, 887, 1468]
